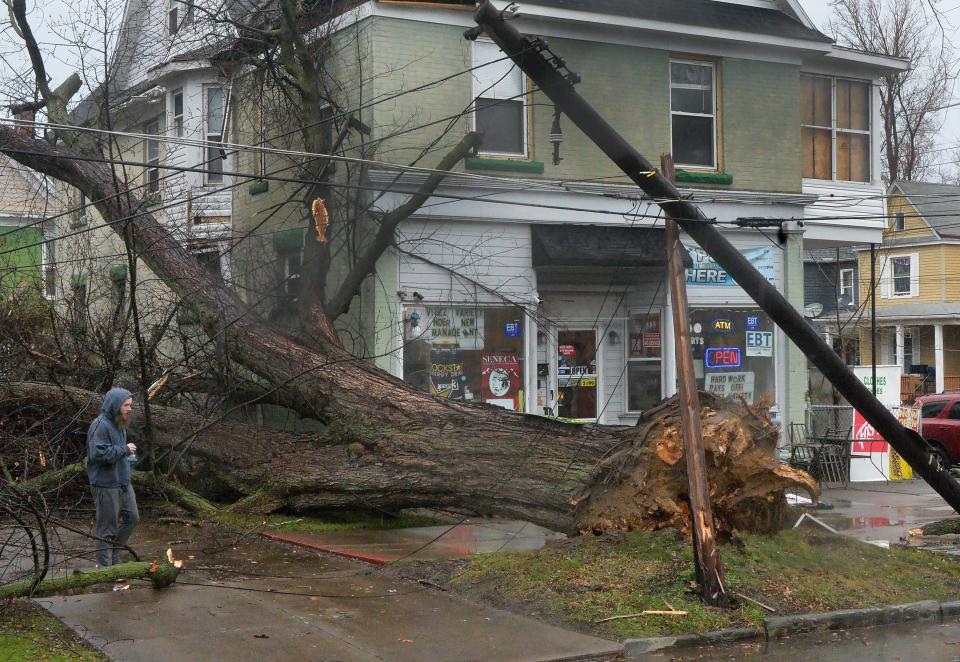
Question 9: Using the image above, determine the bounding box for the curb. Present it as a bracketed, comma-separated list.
[623, 600, 956, 657]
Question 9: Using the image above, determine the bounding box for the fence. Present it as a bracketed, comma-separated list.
[806, 405, 854, 440]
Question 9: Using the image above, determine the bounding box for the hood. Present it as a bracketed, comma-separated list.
[100, 387, 134, 421]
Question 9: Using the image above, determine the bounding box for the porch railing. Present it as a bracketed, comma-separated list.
[900, 374, 960, 403]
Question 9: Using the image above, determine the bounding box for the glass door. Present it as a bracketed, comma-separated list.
[556, 329, 598, 420]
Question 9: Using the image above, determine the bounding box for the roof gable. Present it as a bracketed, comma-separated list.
[891, 180, 960, 239]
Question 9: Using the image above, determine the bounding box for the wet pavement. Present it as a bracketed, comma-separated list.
[260, 519, 565, 564]
[641, 618, 960, 661]
[31, 521, 622, 661]
[801, 480, 957, 548]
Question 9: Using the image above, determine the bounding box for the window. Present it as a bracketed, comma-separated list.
[472, 40, 526, 157]
[922, 400, 948, 419]
[892, 256, 911, 296]
[670, 61, 716, 168]
[626, 312, 662, 413]
[689, 308, 775, 405]
[144, 118, 160, 193]
[903, 329, 913, 373]
[205, 85, 225, 183]
[801, 74, 870, 182]
[255, 76, 267, 177]
[894, 211, 905, 232]
[839, 268, 854, 299]
[195, 249, 222, 282]
[282, 250, 301, 300]
[402, 305, 526, 411]
[172, 90, 183, 137]
[948, 403, 960, 421]
[42, 235, 55, 299]
[167, 0, 194, 36]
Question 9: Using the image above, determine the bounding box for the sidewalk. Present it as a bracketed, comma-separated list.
[36, 522, 622, 661]
[813, 480, 955, 545]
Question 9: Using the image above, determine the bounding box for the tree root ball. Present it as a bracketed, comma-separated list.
[577, 393, 818, 540]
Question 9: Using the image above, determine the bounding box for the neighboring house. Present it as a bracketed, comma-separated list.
[0, 153, 61, 298]
[804, 247, 860, 364]
[856, 181, 960, 402]
[64, 0, 234, 294]
[228, 0, 904, 437]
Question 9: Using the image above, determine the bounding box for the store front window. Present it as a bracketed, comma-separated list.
[402, 305, 526, 411]
[627, 312, 663, 412]
[689, 308, 775, 405]
[556, 330, 598, 420]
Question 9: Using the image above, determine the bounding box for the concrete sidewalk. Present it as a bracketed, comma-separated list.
[812, 480, 955, 545]
[37, 522, 622, 661]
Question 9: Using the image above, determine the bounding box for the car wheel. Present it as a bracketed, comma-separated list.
[929, 443, 953, 472]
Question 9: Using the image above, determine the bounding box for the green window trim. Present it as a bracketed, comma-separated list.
[675, 170, 733, 185]
[465, 157, 545, 174]
[248, 180, 269, 196]
[272, 228, 304, 254]
[108, 264, 128, 284]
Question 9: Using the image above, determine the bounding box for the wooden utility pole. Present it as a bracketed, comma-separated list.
[661, 154, 728, 607]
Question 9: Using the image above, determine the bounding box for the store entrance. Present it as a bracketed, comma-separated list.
[556, 329, 598, 420]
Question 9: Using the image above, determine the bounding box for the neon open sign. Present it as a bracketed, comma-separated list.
[705, 347, 741, 369]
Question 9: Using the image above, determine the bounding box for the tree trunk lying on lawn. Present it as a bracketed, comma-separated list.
[0, 551, 183, 599]
[3, 382, 817, 538]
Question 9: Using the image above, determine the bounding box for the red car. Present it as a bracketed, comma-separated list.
[916, 393, 960, 468]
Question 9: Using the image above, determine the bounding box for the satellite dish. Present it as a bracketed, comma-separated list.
[804, 302, 823, 318]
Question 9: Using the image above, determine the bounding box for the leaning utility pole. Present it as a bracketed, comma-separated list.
[470, 1, 960, 514]
[662, 153, 728, 607]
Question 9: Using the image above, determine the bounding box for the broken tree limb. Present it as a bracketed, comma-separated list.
[594, 610, 689, 623]
[0, 550, 183, 598]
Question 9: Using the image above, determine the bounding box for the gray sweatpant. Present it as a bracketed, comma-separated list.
[91, 485, 140, 567]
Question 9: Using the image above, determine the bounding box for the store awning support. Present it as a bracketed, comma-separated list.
[470, 1, 960, 514]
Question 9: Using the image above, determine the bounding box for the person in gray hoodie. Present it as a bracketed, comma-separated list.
[87, 387, 140, 567]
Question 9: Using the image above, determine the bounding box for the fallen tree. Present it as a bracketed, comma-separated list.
[3, 382, 817, 537]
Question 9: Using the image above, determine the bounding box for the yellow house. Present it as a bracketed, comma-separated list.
[859, 181, 960, 401]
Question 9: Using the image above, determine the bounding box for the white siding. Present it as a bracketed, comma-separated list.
[397, 219, 535, 304]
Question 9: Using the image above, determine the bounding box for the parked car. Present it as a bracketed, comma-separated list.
[915, 393, 960, 468]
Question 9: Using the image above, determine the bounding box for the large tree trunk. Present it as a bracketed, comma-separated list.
[3, 382, 816, 536]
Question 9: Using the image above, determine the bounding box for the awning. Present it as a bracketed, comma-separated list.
[531, 224, 691, 271]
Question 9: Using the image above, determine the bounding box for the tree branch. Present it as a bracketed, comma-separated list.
[326, 131, 481, 319]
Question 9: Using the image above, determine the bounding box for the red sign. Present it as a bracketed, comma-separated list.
[851, 408, 922, 453]
[852, 411, 888, 453]
[482, 354, 521, 409]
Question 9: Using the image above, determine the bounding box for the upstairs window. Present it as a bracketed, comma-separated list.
[472, 40, 527, 157]
[144, 118, 160, 193]
[172, 90, 184, 137]
[893, 211, 905, 232]
[839, 268, 854, 299]
[801, 74, 871, 182]
[205, 85, 225, 183]
[168, 0, 194, 36]
[670, 61, 716, 169]
[892, 256, 910, 296]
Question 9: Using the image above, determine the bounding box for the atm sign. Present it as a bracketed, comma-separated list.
[705, 347, 741, 369]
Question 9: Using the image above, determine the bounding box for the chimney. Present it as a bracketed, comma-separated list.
[10, 104, 36, 137]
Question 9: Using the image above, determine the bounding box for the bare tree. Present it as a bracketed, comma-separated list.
[830, 0, 957, 182]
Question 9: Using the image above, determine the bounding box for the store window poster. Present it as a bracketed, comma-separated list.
[482, 354, 521, 410]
